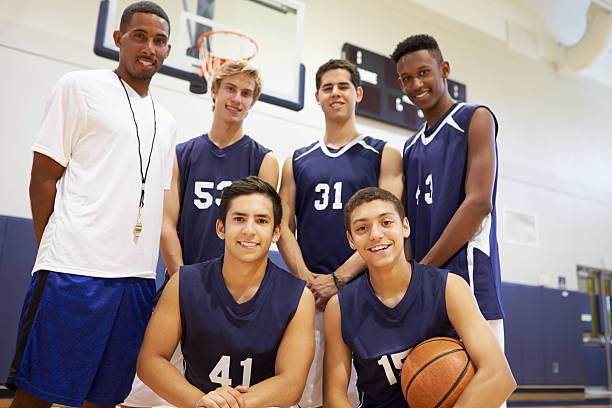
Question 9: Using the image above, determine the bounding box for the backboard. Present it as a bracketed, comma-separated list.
[94, 0, 306, 111]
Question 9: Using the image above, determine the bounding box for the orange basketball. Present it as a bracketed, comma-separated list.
[401, 337, 475, 408]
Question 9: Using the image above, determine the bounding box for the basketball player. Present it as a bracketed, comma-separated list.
[277, 59, 403, 407]
[122, 60, 278, 407]
[137, 177, 315, 408]
[161, 59, 278, 276]
[6, 2, 175, 408]
[391, 35, 506, 348]
[324, 187, 515, 407]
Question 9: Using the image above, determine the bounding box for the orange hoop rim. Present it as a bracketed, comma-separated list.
[197, 30, 259, 79]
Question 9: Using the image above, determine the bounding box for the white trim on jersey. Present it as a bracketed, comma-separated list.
[466, 213, 492, 294]
[294, 143, 321, 161]
[295, 135, 379, 161]
[356, 139, 381, 154]
[404, 102, 467, 154]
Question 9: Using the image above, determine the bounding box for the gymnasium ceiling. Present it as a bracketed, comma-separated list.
[403, 0, 612, 89]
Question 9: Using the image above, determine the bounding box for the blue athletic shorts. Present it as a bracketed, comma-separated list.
[6, 270, 155, 407]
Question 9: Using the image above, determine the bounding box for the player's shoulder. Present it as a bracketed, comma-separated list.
[360, 135, 387, 152]
[177, 133, 206, 151]
[443, 270, 469, 289]
[176, 134, 213, 162]
[267, 260, 306, 286]
[453, 102, 498, 138]
[412, 262, 450, 291]
[180, 256, 221, 278]
[293, 139, 321, 161]
[241, 134, 272, 154]
[337, 271, 366, 301]
[455, 102, 496, 123]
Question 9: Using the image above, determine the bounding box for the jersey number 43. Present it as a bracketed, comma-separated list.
[415, 174, 433, 205]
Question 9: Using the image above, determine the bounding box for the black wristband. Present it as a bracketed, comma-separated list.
[332, 271, 346, 289]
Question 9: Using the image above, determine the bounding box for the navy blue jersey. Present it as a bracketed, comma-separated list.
[177, 134, 270, 264]
[179, 257, 305, 392]
[293, 136, 385, 274]
[338, 262, 457, 408]
[403, 103, 504, 320]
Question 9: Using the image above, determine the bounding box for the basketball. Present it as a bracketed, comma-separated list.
[401, 337, 475, 408]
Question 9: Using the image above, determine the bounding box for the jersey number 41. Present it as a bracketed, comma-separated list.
[209, 355, 253, 387]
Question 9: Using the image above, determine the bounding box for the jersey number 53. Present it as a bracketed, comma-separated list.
[194, 180, 232, 209]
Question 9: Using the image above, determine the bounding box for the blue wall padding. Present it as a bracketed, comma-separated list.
[502, 282, 608, 385]
[0, 216, 38, 381]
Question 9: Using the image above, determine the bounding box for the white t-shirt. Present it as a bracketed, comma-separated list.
[32, 70, 176, 279]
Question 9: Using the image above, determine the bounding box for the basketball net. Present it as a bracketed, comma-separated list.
[197, 30, 259, 84]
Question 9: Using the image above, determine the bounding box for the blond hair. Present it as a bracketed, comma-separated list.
[210, 59, 263, 106]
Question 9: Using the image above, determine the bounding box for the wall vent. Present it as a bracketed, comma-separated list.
[502, 208, 539, 247]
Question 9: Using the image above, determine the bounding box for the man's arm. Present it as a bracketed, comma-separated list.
[160, 153, 184, 276]
[310, 254, 363, 311]
[277, 155, 315, 283]
[446, 274, 516, 407]
[378, 144, 404, 201]
[310, 143, 405, 310]
[30, 152, 66, 245]
[323, 295, 353, 408]
[137, 273, 246, 408]
[240, 287, 315, 408]
[420, 108, 496, 267]
[257, 152, 279, 189]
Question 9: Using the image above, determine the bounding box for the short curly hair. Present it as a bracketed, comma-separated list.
[390, 34, 443, 64]
[120, 1, 170, 35]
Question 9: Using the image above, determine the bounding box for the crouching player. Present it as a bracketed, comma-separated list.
[323, 187, 515, 407]
[138, 176, 315, 408]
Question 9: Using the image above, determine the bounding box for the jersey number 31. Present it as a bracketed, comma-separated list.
[314, 182, 343, 210]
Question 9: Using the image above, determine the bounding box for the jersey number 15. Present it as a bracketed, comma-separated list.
[378, 349, 409, 385]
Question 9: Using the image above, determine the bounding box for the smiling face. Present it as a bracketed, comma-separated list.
[396, 49, 450, 115]
[347, 199, 410, 271]
[211, 73, 256, 123]
[315, 68, 363, 122]
[216, 193, 280, 264]
[113, 12, 170, 86]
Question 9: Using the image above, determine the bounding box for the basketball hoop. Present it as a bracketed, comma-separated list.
[197, 30, 259, 83]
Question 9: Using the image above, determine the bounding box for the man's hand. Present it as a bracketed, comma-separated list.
[196, 385, 247, 408]
[308, 273, 337, 311]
